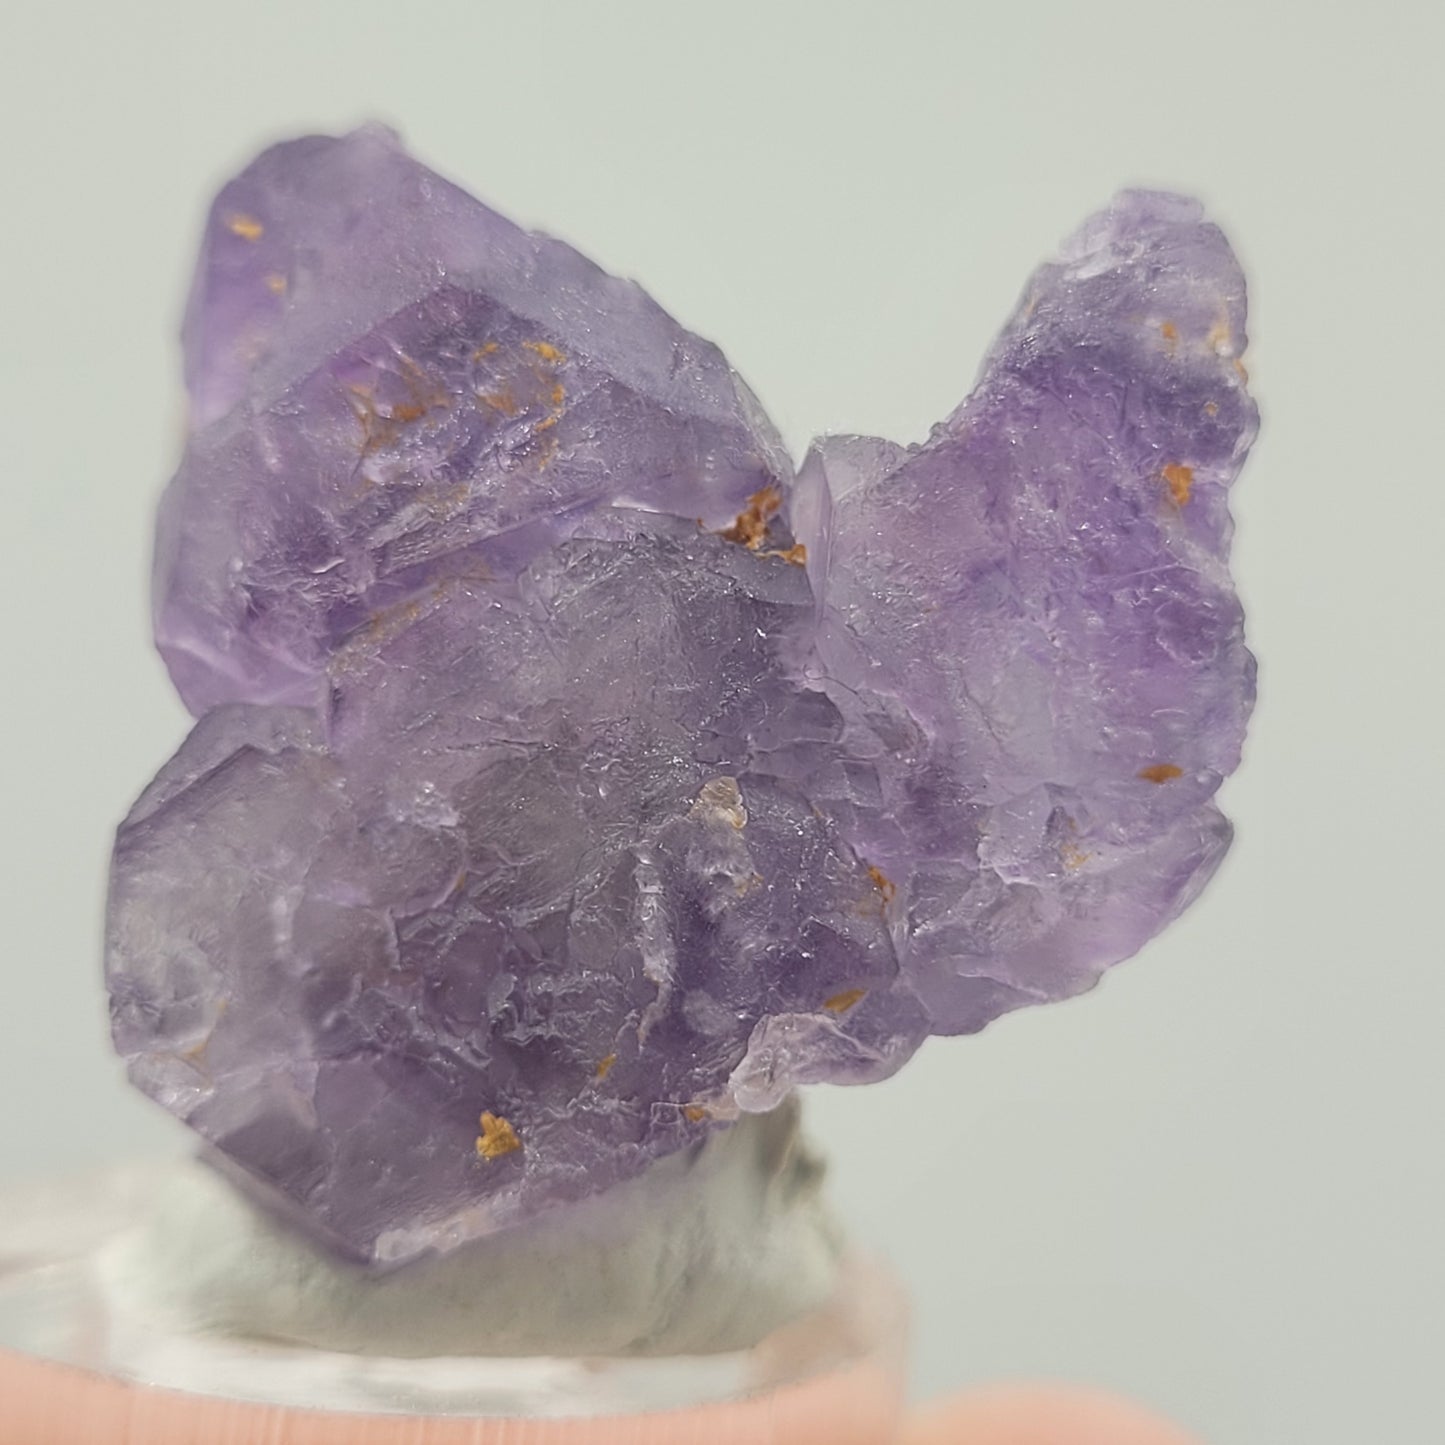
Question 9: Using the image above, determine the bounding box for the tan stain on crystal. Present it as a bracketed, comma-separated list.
[179, 1037, 210, 1065]
[470, 342, 567, 456]
[683, 1105, 710, 1123]
[719, 486, 783, 549]
[524, 339, 567, 365]
[418, 479, 473, 520]
[178, 1006, 229, 1071]
[358, 597, 423, 643]
[1138, 763, 1184, 784]
[534, 372, 566, 445]
[595, 1053, 618, 1081]
[1160, 320, 1180, 352]
[823, 987, 867, 1015]
[476, 1112, 522, 1159]
[1204, 401, 1220, 417]
[691, 776, 748, 829]
[345, 360, 452, 455]
[1161, 462, 1195, 506]
[477, 388, 521, 417]
[1233, 357, 1250, 382]
[226, 213, 264, 241]
[1061, 841, 1092, 871]
[764, 542, 808, 567]
[866, 864, 898, 905]
[329, 595, 435, 677]
[264, 273, 288, 296]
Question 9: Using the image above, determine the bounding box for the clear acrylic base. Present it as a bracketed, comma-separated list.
[0, 1165, 907, 1443]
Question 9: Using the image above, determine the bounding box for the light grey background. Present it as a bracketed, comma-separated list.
[3, 3, 1441, 1441]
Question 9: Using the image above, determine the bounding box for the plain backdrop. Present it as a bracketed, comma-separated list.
[2, 3, 1442, 1442]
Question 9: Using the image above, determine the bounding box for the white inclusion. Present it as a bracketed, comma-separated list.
[634, 865, 674, 985]
[632, 848, 675, 1042]
[269, 888, 301, 952]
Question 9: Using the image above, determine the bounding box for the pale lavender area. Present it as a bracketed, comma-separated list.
[107, 129, 1256, 1264]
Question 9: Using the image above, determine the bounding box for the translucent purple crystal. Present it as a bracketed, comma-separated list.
[108, 129, 1256, 1263]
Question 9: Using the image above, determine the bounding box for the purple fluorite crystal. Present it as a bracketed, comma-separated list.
[108, 128, 1256, 1263]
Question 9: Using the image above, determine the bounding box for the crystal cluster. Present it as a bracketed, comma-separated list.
[107, 128, 1256, 1263]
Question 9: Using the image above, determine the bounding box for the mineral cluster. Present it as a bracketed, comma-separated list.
[107, 127, 1256, 1264]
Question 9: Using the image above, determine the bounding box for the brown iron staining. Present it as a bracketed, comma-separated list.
[477, 387, 521, 417]
[226, 213, 264, 242]
[856, 863, 899, 921]
[1161, 462, 1195, 507]
[472, 338, 568, 464]
[595, 1053, 618, 1081]
[1060, 841, 1093, 871]
[867, 864, 898, 905]
[334, 596, 428, 671]
[332, 570, 493, 677]
[345, 356, 453, 456]
[1138, 763, 1184, 784]
[1160, 320, 1180, 353]
[476, 1111, 522, 1160]
[718, 486, 783, 550]
[764, 542, 808, 567]
[523, 340, 566, 366]
[823, 987, 867, 1015]
[683, 1105, 710, 1123]
[264, 273, 288, 296]
[417, 479, 475, 523]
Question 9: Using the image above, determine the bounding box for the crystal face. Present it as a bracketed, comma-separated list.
[107, 128, 1257, 1263]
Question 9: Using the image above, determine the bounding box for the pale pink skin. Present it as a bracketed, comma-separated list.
[0, 1345, 1199, 1445]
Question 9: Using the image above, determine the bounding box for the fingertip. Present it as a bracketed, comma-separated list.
[898, 1383, 1203, 1445]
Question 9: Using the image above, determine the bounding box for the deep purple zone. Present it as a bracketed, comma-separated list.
[107, 127, 1257, 1264]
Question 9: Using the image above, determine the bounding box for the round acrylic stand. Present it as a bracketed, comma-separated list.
[0, 1167, 907, 1444]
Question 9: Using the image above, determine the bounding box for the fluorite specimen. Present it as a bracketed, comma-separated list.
[108, 127, 1256, 1263]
